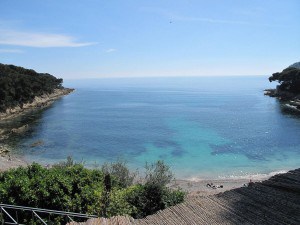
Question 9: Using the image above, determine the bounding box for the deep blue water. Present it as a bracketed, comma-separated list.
[4, 76, 300, 179]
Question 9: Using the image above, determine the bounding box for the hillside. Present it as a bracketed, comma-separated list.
[289, 61, 300, 69]
[0, 63, 65, 112]
[265, 64, 300, 111]
[268, 66, 300, 94]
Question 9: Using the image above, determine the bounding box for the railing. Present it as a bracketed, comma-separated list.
[0, 204, 98, 225]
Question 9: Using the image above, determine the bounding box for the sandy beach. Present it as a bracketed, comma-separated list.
[169, 177, 266, 196]
[0, 154, 29, 171]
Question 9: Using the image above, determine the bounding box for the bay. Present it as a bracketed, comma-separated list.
[3, 76, 300, 179]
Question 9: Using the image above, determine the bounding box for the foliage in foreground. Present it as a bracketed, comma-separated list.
[0, 159, 185, 224]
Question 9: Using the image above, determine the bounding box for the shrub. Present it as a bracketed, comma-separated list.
[144, 160, 173, 187]
[0, 159, 185, 224]
[107, 185, 143, 217]
[101, 160, 136, 188]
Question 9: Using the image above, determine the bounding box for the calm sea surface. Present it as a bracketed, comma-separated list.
[3, 76, 300, 179]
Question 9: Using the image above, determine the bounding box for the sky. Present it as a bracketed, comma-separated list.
[0, 0, 299, 79]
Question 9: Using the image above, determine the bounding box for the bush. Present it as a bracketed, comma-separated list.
[0, 162, 105, 224]
[145, 160, 173, 187]
[163, 189, 186, 208]
[107, 185, 143, 217]
[101, 160, 136, 188]
[0, 159, 185, 223]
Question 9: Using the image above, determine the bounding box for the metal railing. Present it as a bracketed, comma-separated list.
[0, 204, 98, 225]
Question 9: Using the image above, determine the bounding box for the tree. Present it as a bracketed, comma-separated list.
[0, 63, 64, 112]
[269, 67, 300, 94]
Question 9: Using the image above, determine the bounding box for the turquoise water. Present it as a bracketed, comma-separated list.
[3, 76, 300, 179]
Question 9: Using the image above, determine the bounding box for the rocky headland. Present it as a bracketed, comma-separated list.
[0, 63, 74, 161]
[0, 87, 74, 144]
[264, 88, 300, 111]
[0, 87, 74, 121]
[265, 62, 300, 111]
[0, 88, 74, 158]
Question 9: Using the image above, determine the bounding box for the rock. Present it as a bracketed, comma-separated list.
[30, 140, 44, 148]
[265, 88, 300, 112]
[264, 89, 276, 97]
[0, 145, 11, 154]
[0, 88, 74, 121]
[11, 124, 29, 134]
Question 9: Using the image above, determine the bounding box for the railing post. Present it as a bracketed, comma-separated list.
[0, 204, 98, 224]
[68, 215, 74, 222]
[0, 208, 4, 225]
[33, 211, 47, 225]
[1, 207, 18, 224]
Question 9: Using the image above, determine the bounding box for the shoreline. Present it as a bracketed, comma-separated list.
[171, 176, 270, 196]
[0, 88, 74, 121]
[0, 154, 283, 196]
[0, 83, 292, 196]
[0, 88, 74, 164]
[0, 88, 74, 144]
[264, 88, 300, 112]
[0, 154, 29, 171]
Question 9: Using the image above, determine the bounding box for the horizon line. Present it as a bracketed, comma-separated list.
[64, 74, 269, 81]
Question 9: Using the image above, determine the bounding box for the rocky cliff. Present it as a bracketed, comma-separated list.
[0, 88, 74, 120]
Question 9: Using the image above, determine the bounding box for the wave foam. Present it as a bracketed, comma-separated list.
[185, 170, 288, 182]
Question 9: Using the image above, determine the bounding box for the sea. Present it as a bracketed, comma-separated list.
[2, 76, 300, 180]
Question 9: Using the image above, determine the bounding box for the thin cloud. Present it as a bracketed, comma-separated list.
[105, 48, 117, 53]
[232, 7, 265, 17]
[0, 29, 97, 48]
[141, 7, 268, 26]
[172, 15, 277, 27]
[0, 48, 24, 53]
[172, 15, 251, 25]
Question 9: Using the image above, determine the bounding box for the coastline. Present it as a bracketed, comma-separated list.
[0, 84, 293, 195]
[0, 154, 29, 171]
[264, 88, 300, 112]
[0, 88, 74, 121]
[0, 154, 280, 196]
[0, 87, 74, 138]
[170, 175, 275, 196]
[0, 88, 74, 165]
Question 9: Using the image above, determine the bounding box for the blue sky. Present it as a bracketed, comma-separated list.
[0, 0, 299, 79]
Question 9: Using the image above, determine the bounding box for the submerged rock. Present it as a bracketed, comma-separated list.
[30, 140, 44, 148]
[0, 88, 74, 121]
[11, 124, 29, 134]
[0, 145, 11, 154]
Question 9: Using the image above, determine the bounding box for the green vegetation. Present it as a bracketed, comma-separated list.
[289, 61, 300, 69]
[269, 66, 300, 94]
[0, 158, 185, 224]
[0, 63, 63, 112]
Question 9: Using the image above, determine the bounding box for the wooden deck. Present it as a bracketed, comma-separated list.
[68, 216, 134, 225]
[68, 168, 300, 225]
